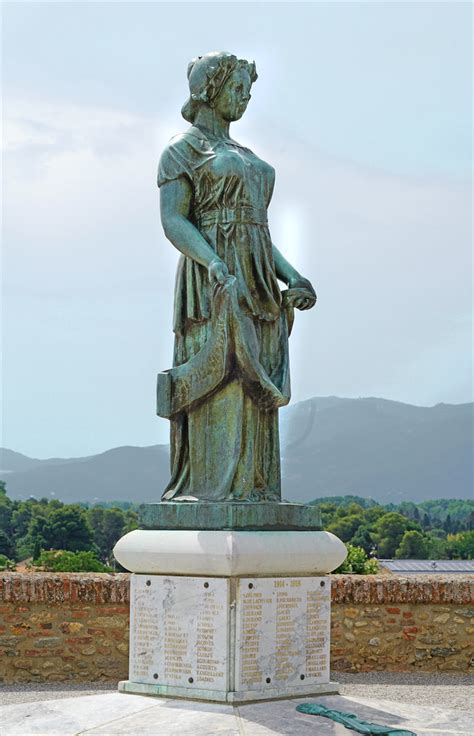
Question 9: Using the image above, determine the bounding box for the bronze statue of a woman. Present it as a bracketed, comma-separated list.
[157, 51, 316, 503]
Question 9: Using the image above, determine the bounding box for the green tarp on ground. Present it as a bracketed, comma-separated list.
[296, 703, 416, 735]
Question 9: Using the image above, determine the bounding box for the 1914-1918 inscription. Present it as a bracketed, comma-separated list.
[130, 575, 229, 690]
[235, 577, 330, 691]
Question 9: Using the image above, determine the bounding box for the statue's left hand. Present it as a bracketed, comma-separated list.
[208, 258, 230, 287]
[287, 276, 317, 310]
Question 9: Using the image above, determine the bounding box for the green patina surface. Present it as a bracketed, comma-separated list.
[157, 51, 317, 505]
[296, 703, 416, 736]
[139, 502, 322, 531]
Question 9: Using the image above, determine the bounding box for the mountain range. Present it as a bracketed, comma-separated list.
[1, 397, 472, 504]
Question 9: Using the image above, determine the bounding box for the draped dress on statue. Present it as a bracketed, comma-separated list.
[157, 125, 293, 501]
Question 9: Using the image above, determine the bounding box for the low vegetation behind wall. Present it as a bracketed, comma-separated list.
[0, 573, 472, 683]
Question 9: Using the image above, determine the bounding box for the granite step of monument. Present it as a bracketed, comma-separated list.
[138, 502, 322, 531]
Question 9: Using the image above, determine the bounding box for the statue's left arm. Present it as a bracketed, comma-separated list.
[265, 171, 316, 310]
[272, 244, 317, 310]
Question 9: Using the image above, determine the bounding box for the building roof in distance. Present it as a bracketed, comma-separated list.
[379, 559, 474, 574]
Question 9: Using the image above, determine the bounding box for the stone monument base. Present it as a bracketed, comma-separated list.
[118, 678, 340, 704]
[113, 529, 344, 576]
[113, 505, 346, 704]
[120, 571, 339, 704]
[138, 501, 322, 531]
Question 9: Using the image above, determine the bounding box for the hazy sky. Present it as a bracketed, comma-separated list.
[2, 2, 472, 458]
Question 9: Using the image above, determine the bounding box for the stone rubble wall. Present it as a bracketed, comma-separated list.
[0, 574, 130, 684]
[0, 573, 472, 683]
[330, 575, 474, 672]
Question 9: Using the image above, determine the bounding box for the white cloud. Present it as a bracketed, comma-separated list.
[3, 98, 179, 278]
[3, 98, 149, 152]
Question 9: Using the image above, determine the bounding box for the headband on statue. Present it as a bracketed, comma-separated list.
[181, 51, 257, 122]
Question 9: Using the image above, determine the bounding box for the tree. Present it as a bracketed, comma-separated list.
[350, 525, 374, 555]
[39, 506, 94, 552]
[12, 502, 35, 539]
[395, 530, 430, 559]
[123, 508, 139, 534]
[425, 533, 447, 559]
[429, 528, 447, 539]
[328, 514, 363, 543]
[0, 492, 14, 540]
[363, 506, 386, 524]
[88, 507, 105, 550]
[13, 499, 50, 559]
[446, 531, 474, 560]
[465, 511, 474, 532]
[32, 538, 42, 561]
[372, 512, 412, 558]
[346, 503, 365, 517]
[314, 502, 338, 528]
[398, 502, 419, 521]
[0, 529, 16, 559]
[87, 507, 126, 562]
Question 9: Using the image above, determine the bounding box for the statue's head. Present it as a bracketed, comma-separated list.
[181, 51, 258, 124]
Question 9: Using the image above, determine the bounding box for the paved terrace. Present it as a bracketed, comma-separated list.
[0, 672, 473, 734]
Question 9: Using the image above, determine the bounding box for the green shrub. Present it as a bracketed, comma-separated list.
[334, 544, 379, 574]
[0, 554, 16, 571]
[32, 550, 111, 572]
[395, 530, 430, 559]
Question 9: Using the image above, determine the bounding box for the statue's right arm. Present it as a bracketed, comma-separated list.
[160, 177, 220, 270]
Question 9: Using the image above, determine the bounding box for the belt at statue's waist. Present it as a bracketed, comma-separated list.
[197, 206, 268, 227]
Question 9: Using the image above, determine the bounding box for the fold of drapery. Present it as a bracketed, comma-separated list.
[157, 276, 292, 420]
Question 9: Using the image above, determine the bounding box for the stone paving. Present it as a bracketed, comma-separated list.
[0, 689, 472, 735]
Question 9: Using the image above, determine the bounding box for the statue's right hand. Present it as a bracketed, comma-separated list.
[208, 258, 229, 286]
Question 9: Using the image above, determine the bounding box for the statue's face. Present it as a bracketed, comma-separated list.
[214, 68, 252, 121]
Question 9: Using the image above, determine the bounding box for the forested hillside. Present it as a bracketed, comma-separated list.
[1, 482, 472, 572]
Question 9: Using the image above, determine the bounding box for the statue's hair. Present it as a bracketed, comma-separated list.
[182, 52, 257, 123]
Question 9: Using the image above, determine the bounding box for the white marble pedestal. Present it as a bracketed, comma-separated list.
[114, 528, 346, 703]
[119, 572, 338, 703]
